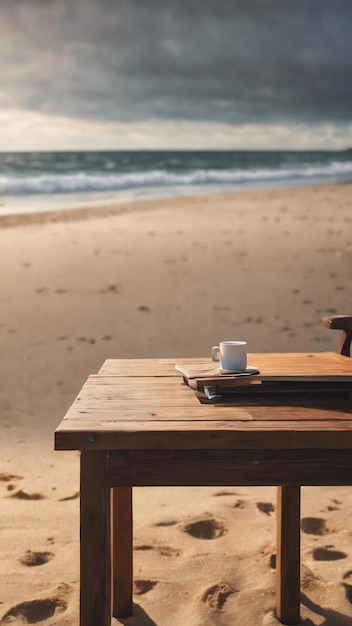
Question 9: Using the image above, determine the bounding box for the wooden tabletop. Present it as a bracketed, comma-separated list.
[55, 352, 352, 451]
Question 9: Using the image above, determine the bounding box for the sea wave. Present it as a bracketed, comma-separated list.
[1, 160, 352, 196]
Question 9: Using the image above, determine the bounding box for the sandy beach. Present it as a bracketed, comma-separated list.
[1, 182, 352, 626]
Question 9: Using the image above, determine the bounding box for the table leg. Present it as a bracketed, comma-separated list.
[276, 485, 301, 625]
[80, 451, 111, 626]
[112, 486, 133, 618]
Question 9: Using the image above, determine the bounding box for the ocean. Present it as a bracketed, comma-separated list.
[1, 149, 352, 216]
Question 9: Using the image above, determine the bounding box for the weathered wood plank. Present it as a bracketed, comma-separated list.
[99, 353, 352, 377]
[55, 424, 352, 451]
[77, 378, 352, 397]
[82, 376, 192, 390]
[99, 358, 187, 376]
[64, 376, 352, 423]
[57, 417, 352, 433]
[80, 451, 111, 626]
[249, 352, 351, 375]
[62, 402, 257, 421]
[61, 404, 352, 423]
[244, 403, 352, 419]
[108, 450, 352, 486]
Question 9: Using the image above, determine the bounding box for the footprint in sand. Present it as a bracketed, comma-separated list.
[342, 582, 352, 604]
[257, 502, 275, 516]
[157, 545, 180, 557]
[0, 473, 22, 481]
[301, 517, 333, 535]
[98, 284, 121, 294]
[20, 550, 54, 567]
[322, 503, 340, 512]
[0, 474, 23, 491]
[0, 583, 71, 624]
[133, 580, 158, 596]
[233, 499, 246, 509]
[342, 571, 352, 604]
[183, 518, 227, 540]
[201, 581, 235, 611]
[77, 337, 96, 345]
[155, 520, 177, 527]
[134, 544, 180, 557]
[8, 489, 46, 500]
[313, 545, 347, 561]
[301, 564, 320, 590]
[58, 491, 79, 501]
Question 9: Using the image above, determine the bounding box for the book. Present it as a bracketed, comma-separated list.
[175, 363, 260, 391]
[174, 362, 352, 399]
[175, 362, 259, 379]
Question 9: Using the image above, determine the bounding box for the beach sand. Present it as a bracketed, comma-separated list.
[1, 182, 352, 625]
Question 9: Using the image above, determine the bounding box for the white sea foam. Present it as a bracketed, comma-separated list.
[1, 160, 352, 196]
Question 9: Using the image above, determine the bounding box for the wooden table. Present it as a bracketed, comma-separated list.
[55, 352, 352, 626]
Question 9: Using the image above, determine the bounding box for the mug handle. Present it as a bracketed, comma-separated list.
[211, 346, 220, 362]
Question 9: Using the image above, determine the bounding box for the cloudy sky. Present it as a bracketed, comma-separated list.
[1, 0, 352, 150]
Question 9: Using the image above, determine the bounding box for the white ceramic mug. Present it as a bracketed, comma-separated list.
[211, 341, 247, 372]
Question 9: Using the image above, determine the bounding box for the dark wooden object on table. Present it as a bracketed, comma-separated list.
[55, 315, 352, 626]
[322, 314, 352, 357]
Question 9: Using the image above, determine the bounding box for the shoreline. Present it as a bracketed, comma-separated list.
[1, 179, 352, 228]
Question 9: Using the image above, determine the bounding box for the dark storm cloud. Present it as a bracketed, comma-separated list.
[1, 0, 352, 125]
